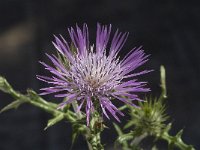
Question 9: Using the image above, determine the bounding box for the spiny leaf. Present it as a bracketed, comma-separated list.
[160, 125, 195, 150]
[163, 123, 172, 133]
[70, 123, 90, 149]
[118, 105, 128, 111]
[27, 89, 58, 109]
[0, 76, 20, 98]
[71, 132, 79, 150]
[0, 76, 10, 93]
[175, 129, 183, 140]
[118, 133, 133, 143]
[113, 123, 123, 136]
[44, 114, 64, 130]
[27, 89, 47, 103]
[113, 123, 130, 149]
[27, 89, 40, 98]
[124, 121, 135, 129]
[0, 100, 25, 113]
[71, 123, 84, 149]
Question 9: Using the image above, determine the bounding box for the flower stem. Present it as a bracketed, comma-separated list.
[86, 132, 104, 150]
[0, 76, 78, 121]
[159, 131, 195, 150]
[0, 76, 105, 150]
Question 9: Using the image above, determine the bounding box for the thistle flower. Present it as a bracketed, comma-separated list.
[37, 23, 151, 125]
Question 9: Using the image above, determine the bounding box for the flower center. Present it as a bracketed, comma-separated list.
[70, 49, 123, 96]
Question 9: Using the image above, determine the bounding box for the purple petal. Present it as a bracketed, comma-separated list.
[96, 23, 111, 55]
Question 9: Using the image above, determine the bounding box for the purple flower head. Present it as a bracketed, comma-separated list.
[37, 23, 151, 125]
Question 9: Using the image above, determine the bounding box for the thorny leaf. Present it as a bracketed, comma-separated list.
[0, 100, 25, 113]
[44, 114, 64, 130]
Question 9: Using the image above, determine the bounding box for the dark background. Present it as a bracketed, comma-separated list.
[0, 0, 199, 150]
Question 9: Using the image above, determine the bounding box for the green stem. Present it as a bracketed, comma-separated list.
[27, 97, 76, 122]
[0, 76, 104, 150]
[83, 112, 104, 150]
[0, 76, 76, 122]
[87, 132, 104, 150]
[113, 123, 130, 150]
[159, 132, 195, 150]
[130, 132, 148, 147]
[86, 140, 93, 150]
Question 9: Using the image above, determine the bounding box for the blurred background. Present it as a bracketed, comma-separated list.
[0, 0, 199, 149]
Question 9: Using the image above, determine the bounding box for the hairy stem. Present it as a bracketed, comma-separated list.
[0, 76, 104, 150]
[0, 79, 76, 122]
[159, 131, 195, 150]
[87, 132, 104, 150]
